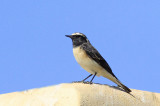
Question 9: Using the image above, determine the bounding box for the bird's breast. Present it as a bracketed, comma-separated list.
[73, 47, 89, 65]
[73, 47, 104, 75]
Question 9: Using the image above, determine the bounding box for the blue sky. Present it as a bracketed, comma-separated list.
[0, 0, 160, 94]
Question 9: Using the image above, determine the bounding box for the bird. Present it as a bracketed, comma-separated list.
[65, 32, 131, 93]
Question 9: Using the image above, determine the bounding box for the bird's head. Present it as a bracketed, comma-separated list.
[66, 32, 89, 47]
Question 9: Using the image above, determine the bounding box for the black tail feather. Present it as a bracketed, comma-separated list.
[120, 84, 132, 93]
[116, 80, 132, 93]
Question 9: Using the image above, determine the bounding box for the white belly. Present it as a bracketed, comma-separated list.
[73, 47, 105, 76]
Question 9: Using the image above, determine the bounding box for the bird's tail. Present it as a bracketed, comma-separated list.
[116, 80, 131, 93]
[102, 72, 131, 93]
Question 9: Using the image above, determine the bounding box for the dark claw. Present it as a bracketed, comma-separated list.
[89, 82, 93, 84]
[72, 81, 92, 84]
[72, 81, 83, 83]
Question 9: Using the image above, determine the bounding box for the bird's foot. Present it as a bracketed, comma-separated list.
[82, 81, 93, 84]
[83, 81, 91, 84]
[72, 81, 83, 83]
[89, 81, 93, 84]
[72, 81, 93, 84]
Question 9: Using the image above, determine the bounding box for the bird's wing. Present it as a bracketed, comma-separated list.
[81, 43, 132, 93]
[81, 43, 118, 80]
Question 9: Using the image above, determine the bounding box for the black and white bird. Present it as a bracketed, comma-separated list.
[66, 32, 131, 93]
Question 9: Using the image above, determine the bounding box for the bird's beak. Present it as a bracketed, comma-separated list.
[65, 35, 72, 38]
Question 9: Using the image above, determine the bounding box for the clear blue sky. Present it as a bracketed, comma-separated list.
[0, 0, 160, 94]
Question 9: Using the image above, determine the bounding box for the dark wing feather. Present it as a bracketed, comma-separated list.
[81, 43, 119, 80]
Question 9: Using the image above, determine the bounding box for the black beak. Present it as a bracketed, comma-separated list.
[65, 35, 72, 38]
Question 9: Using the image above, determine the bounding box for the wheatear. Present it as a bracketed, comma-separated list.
[66, 32, 131, 93]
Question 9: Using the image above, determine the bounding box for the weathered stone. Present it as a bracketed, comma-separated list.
[0, 83, 159, 106]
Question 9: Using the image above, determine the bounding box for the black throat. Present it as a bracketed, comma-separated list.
[72, 39, 84, 48]
[72, 37, 87, 48]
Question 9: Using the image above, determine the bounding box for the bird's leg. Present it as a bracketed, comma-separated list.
[72, 74, 93, 83]
[89, 72, 97, 84]
[82, 74, 93, 83]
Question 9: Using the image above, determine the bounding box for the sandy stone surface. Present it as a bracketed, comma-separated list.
[0, 83, 159, 106]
